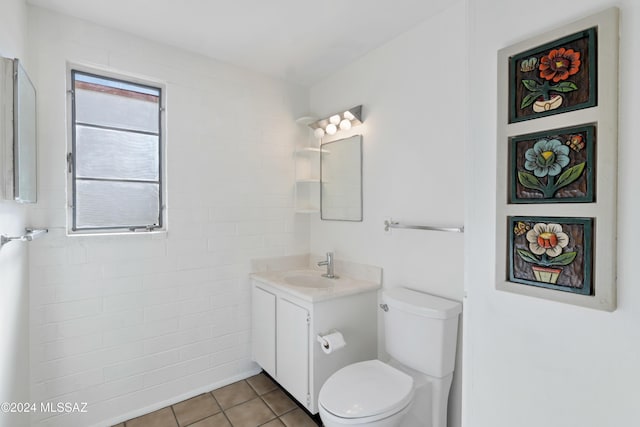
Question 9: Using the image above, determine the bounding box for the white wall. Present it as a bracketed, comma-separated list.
[309, 2, 466, 426]
[0, 1, 31, 426]
[464, 1, 640, 426]
[26, 7, 309, 426]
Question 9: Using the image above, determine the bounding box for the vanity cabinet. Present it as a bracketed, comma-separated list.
[251, 278, 378, 414]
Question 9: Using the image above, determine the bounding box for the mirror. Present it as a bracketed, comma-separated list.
[320, 135, 362, 221]
[13, 59, 37, 203]
[1, 57, 37, 203]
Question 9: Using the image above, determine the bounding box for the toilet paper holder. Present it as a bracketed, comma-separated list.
[316, 329, 346, 354]
[316, 330, 338, 348]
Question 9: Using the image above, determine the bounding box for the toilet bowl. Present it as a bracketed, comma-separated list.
[318, 287, 462, 427]
[318, 360, 414, 427]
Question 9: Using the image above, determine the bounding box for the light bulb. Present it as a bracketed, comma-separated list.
[329, 114, 341, 125]
[339, 119, 352, 130]
[325, 123, 337, 135]
[314, 127, 325, 139]
[343, 110, 355, 121]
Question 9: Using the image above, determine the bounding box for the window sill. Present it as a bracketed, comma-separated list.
[66, 229, 167, 239]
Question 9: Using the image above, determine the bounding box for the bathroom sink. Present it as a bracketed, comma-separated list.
[251, 268, 381, 302]
[283, 273, 335, 289]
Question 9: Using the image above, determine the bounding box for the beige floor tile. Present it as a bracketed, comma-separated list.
[186, 412, 231, 427]
[260, 389, 297, 416]
[245, 373, 278, 395]
[224, 397, 276, 427]
[173, 393, 221, 426]
[126, 407, 178, 427]
[279, 408, 318, 427]
[260, 419, 285, 427]
[212, 381, 257, 409]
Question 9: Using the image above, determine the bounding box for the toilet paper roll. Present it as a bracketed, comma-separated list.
[318, 331, 346, 354]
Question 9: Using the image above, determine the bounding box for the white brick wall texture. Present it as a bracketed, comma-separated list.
[26, 7, 310, 426]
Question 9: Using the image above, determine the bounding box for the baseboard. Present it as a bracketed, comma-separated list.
[96, 367, 262, 427]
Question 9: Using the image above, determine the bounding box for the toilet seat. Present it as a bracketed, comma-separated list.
[319, 360, 414, 423]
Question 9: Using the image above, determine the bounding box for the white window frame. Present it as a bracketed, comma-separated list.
[66, 63, 167, 235]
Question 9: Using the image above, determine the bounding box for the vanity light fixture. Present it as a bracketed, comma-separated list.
[309, 105, 363, 139]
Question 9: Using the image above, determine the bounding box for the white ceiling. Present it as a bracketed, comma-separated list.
[26, 0, 454, 86]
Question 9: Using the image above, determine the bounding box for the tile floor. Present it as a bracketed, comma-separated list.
[114, 373, 322, 427]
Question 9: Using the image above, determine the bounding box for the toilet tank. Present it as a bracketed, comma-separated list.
[382, 287, 462, 377]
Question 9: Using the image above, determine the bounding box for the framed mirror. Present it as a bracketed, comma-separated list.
[320, 134, 362, 221]
[1, 57, 37, 203]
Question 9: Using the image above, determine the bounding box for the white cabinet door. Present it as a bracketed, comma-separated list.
[252, 285, 276, 377]
[277, 298, 309, 408]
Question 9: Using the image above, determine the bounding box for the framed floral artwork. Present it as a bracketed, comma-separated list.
[509, 28, 596, 123]
[496, 8, 619, 311]
[509, 216, 593, 295]
[510, 124, 595, 203]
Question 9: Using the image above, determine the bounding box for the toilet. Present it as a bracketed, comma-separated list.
[318, 287, 462, 427]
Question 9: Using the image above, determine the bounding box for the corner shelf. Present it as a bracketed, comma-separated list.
[294, 170, 320, 214]
[294, 117, 321, 214]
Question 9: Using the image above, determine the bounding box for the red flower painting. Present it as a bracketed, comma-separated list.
[539, 48, 581, 83]
[510, 27, 596, 122]
[518, 46, 582, 113]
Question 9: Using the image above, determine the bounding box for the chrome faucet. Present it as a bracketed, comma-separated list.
[317, 252, 338, 279]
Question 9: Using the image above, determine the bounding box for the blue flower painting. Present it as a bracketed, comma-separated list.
[510, 125, 595, 203]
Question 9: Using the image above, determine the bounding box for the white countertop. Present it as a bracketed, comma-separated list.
[250, 269, 381, 302]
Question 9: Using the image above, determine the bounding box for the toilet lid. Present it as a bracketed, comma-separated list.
[319, 360, 414, 419]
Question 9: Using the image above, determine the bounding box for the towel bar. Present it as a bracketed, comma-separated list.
[0, 228, 48, 247]
[384, 220, 463, 233]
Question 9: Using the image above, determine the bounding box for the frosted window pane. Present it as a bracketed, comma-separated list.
[76, 125, 159, 181]
[75, 88, 159, 133]
[75, 180, 159, 229]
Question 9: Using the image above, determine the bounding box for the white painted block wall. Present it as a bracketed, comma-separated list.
[26, 7, 309, 426]
[0, 1, 30, 427]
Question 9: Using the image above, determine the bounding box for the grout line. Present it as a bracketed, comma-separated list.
[220, 405, 234, 426]
[209, 390, 236, 427]
[170, 405, 180, 427]
[211, 380, 258, 411]
[177, 394, 223, 427]
[279, 407, 297, 416]
[256, 414, 279, 427]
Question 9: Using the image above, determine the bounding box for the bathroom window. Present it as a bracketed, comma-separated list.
[68, 69, 164, 233]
